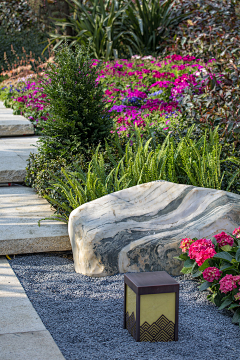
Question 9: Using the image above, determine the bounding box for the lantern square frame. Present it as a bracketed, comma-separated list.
[123, 271, 179, 342]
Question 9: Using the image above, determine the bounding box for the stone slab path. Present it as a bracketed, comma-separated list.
[0, 257, 65, 360]
[0, 186, 71, 255]
[0, 103, 11, 110]
[0, 100, 70, 358]
[0, 115, 34, 137]
[0, 100, 70, 254]
[0, 101, 34, 136]
[0, 100, 70, 253]
[0, 136, 38, 183]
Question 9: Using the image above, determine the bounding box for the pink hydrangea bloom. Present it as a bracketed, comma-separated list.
[195, 247, 216, 267]
[202, 267, 222, 282]
[180, 238, 194, 253]
[233, 227, 240, 239]
[189, 239, 216, 266]
[214, 232, 234, 247]
[219, 274, 237, 294]
[234, 275, 240, 286]
[234, 292, 240, 304]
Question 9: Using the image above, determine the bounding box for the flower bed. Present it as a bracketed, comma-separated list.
[1, 54, 216, 137]
[100, 54, 208, 139]
[177, 227, 240, 326]
[0, 77, 49, 133]
[93, 55, 219, 141]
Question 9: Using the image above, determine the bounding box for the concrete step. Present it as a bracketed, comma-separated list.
[0, 136, 38, 183]
[0, 186, 71, 255]
[0, 114, 34, 136]
[0, 101, 34, 136]
[0, 101, 7, 109]
[0, 257, 66, 360]
[0, 107, 13, 113]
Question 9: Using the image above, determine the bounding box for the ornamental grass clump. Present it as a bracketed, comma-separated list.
[38, 43, 112, 159]
[176, 226, 240, 327]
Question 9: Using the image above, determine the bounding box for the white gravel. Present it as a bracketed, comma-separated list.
[9, 253, 240, 360]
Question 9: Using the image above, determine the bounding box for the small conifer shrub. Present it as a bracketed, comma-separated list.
[39, 44, 112, 159]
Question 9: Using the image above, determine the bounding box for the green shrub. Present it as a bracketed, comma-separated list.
[25, 132, 125, 218]
[38, 43, 113, 159]
[39, 132, 181, 223]
[37, 127, 239, 223]
[163, 0, 240, 150]
[25, 151, 86, 216]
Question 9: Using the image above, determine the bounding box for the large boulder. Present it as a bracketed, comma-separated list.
[68, 181, 240, 277]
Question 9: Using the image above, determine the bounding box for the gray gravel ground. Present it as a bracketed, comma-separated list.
[9, 253, 240, 360]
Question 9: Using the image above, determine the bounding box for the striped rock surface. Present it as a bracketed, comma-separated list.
[68, 181, 240, 277]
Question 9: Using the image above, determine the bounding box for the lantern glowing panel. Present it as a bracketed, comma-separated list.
[124, 271, 179, 342]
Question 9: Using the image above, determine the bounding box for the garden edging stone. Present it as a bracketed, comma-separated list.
[69, 180, 240, 277]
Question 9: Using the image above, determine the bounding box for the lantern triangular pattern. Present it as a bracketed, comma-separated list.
[126, 311, 136, 338]
[140, 315, 175, 342]
[126, 312, 175, 342]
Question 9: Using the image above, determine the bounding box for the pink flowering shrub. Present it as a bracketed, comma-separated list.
[235, 275, 240, 286]
[176, 226, 240, 326]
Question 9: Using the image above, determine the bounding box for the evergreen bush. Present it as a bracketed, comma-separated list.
[38, 44, 113, 159]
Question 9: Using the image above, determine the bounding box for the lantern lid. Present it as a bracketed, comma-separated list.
[124, 271, 179, 295]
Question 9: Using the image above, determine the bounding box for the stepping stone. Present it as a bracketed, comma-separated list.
[0, 257, 65, 359]
[0, 136, 38, 183]
[0, 186, 70, 255]
[0, 108, 13, 113]
[0, 114, 34, 136]
[0, 102, 12, 110]
[0, 101, 7, 108]
[69, 180, 240, 277]
[0, 101, 34, 136]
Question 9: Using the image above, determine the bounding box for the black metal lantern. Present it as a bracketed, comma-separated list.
[124, 271, 179, 342]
